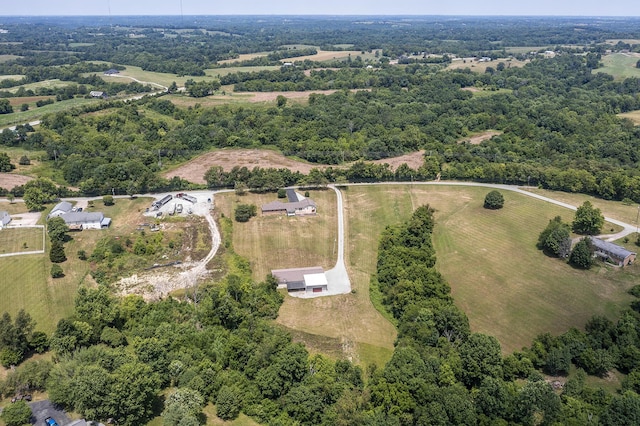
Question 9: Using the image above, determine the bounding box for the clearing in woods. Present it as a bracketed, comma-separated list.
[218, 184, 638, 364]
[619, 110, 640, 126]
[164, 148, 426, 184]
[597, 52, 640, 80]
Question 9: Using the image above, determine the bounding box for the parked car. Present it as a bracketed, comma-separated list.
[45, 417, 59, 426]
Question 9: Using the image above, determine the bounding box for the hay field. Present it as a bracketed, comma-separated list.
[598, 53, 640, 80]
[619, 110, 640, 125]
[344, 184, 637, 353]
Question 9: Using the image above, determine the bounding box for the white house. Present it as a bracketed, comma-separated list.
[47, 201, 73, 219]
[0, 211, 10, 229]
[271, 266, 328, 293]
[61, 212, 111, 230]
[261, 189, 317, 216]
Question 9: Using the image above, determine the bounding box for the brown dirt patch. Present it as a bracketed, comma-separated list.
[8, 96, 54, 107]
[0, 173, 33, 190]
[460, 130, 502, 145]
[369, 150, 425, 170]
[165, 149, 322, 184]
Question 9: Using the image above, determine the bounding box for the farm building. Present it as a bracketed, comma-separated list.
[104, 69, 120, 75]
[89, 91, 107, 98]
[47, 201, 73, 219]
[271, 266, 328, 293]
[61, 212, 111, 230]
[0, 211, 10, 229]
[152, 194, 173, 210]
[589, 237, 636, 266]
[261, 189, 317, 216]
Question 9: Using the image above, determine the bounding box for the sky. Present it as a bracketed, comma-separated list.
[0, 0, 638, 17]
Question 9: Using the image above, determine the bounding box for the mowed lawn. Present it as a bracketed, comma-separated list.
[0, 227, 44, 254]
[0, 197, 153, 335]
[344, 184, 637, 353]
[598, 53, 640, 80]
[215, 189, 397, 368]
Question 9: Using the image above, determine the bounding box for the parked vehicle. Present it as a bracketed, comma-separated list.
[45, 417, 59, 426]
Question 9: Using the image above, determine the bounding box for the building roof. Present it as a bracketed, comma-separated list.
[51, 201, 73, 213]
[304, 273, 328, 287]
[589, 237, 636, 260]
[272, 266, 324, 284]
[104, 68, 120, 74]
[62, 212, 104, 224]
[286, 189, 299, 202]
[261, 197, 316, 214]
[0, 210, 10, 225]
[90, 91, 105, 97]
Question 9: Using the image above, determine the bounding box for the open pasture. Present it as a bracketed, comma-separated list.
[0, 97, 98, 127]
[448, 58, 527, 73]
[344, 184, 637, 353]
[598, 53, 640, 80]
[619, 110, 640, 125]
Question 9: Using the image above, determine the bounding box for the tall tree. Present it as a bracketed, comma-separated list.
[572, 201, 604, 235]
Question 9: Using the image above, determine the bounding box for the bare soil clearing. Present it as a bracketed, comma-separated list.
[460, 130, 503, 145]
[0, 172, 33, 190]
[165, 148, 426, 184]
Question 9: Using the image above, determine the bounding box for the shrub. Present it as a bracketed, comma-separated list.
[77, 250, 87, 260]
[568, 238, 594, 269]
[20, 103, 29, 112]
[483, 190, 504, 209]
[277, 188, 287, 198]
[50, 264, 64, 278]
[18, 155, 30, 165]
[1, 400, 32, 426]
[235, 204, 257, 222]
[49, 240, 66, 263]
[103, 195, 114, 206]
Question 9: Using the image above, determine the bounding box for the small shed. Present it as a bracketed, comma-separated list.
[589, 237, 636, 267]
[0, 210, 10, 228]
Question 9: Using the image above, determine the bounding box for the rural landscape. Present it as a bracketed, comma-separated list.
[1, 12, 640, 426]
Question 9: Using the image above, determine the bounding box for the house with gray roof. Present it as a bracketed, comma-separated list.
[589, 237, 636, 267]
[47, 201, 73, 219]
[61, 212, 111, 230]
[0, 211, 10, 229]
[261, 190, 317, 216]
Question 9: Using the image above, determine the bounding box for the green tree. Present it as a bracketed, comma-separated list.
[24, 178, 58, 211]
[0, 99, 13, 114]
[601, 391, 640, 426]
[234, 203, 257, 222]
[162, 388, 205, 426]
[0, 152, 15, 172]
[51, 264, 64, 278]
[216, 385, 242, 420]
[537, 216, 571, 257]
[20, 103, 29, 112]
[569, 238, 594, 269]
[484, 190, 504, 209]
[48, 216, 70, 243]
[50, 239, 67, 263]
[103, 195, 115, 206]
[572, 201, 604, 235]
[0, 400, 32, 426]
[459, 333, 503, 387]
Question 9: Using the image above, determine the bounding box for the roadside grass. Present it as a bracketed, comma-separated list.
[0, 227, 44, 254]
[619, 110, 640, 125]
[0, 197, 153, 335]
[343, 184, 638, 353]
[215, 189, 397, 367]
[522, 187, 640, 227]
[0, 97, 100, 127]
[597, 53, 640, 80]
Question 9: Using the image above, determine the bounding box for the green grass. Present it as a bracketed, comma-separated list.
[343, 184, 638, 353]
[205, 66, 281, 78]
[6, 79, 70, 93]
[597, 53, 640, 80]
[0, 73, 24, 80]
[0, 227, 44, 254]
[0, 97, 99, 127]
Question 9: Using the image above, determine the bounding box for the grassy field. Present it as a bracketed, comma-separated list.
[619, 110, 640, 125]
[448, 58, 528, 73]
[204, 66, 280, 78]
[523, 187, 640, 226]
[215, 189, 397, 367]
[597, 53, 640, 80]
[0, 197, 153, 334]
[0, 227, 44, 254]
[343, 184, 637, 353]
[0, 73, 24, 80]
[0, 97, 99, 127]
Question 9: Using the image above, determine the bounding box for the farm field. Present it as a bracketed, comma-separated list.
[619, 110, 640, 125]
[0, 97, 99, 127]
[215, 189, 397, 367]
[344, 184, 637, 353]
[597, 52, 640, 80]
[0, 197, 153, 334]
[523, 187, 640, 227]
[448, 58, 527, 73]
[0, 227, 44, 254]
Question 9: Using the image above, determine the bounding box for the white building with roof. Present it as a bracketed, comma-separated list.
[47, 201, 73, 219]
[0, 211, 10, 229]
